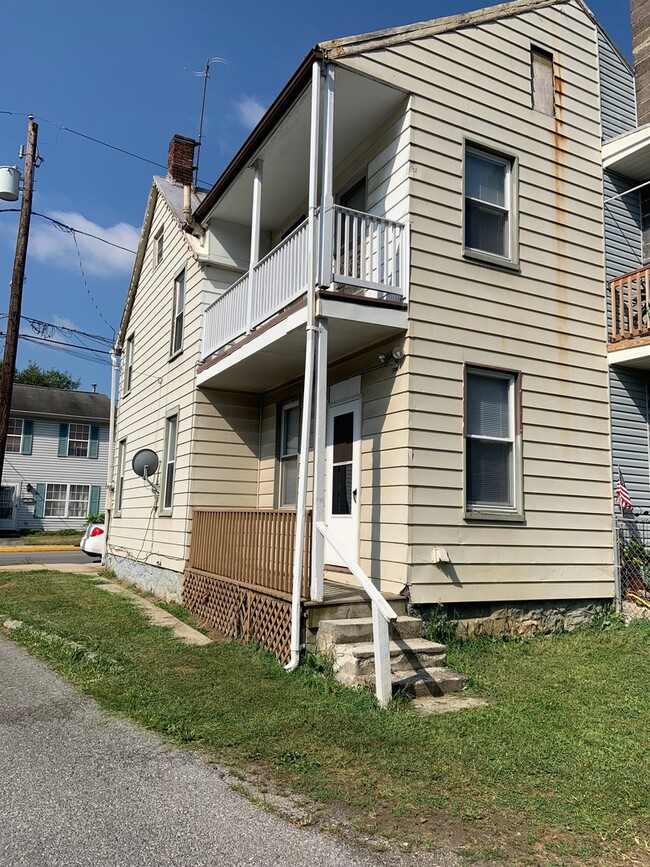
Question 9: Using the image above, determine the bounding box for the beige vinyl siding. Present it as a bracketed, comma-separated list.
[110, 191, 204, 573]
[338, 0, 614, 604]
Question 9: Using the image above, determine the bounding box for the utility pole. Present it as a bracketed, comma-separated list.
[0, 116, 39, 484]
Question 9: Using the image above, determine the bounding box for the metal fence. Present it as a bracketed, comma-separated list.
[614, 515, 650, 620]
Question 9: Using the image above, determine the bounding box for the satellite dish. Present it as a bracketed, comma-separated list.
[132, 448, 159, 479]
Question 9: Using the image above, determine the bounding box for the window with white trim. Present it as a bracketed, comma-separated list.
[6, 418, 23, 453]
[278, 401, 300, 508]
[115, 439, 126, 515]
[465, 369, 519, 513]
[154, 227, 164, 267]
[124, 334, 134, 395]
[161, 413, 178, 513]
[44, 484, 90, 518]
[68, 424, 90, 457]
[170, 270, 185, 356]
[464, 146, 516, 263]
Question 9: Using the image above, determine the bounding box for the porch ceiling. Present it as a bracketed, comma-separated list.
[603, 125, 650, 183]
[211, 68, 407, 231]
[197, 303, 407, 393]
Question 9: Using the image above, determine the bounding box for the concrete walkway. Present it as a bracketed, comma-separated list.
[0, 635, 461, 867]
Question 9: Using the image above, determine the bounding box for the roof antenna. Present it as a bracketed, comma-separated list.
[189, 57, 227, 187]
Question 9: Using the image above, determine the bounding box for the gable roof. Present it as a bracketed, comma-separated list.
[11, 384, 110, 423]
[115, 176, 207, 352]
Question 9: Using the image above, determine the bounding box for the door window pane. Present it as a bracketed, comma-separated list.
[0, 486, 14, 519]
[332, 464, 352, 515]
[331, 411, 354, 516]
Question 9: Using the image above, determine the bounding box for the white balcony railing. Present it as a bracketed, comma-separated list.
[202, 207, 408, 360]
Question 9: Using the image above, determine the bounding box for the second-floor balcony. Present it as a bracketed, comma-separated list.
[608, 266, 650, 367]
[198, 205, 409, 391]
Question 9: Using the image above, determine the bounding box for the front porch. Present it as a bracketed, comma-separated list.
[608, 266, 650, 366]
[182, 508, 407, 664]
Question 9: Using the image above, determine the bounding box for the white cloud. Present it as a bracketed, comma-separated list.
[234, 96, 265, 130]
[52, 315, 77, 330]
[29, 211, 138, 277]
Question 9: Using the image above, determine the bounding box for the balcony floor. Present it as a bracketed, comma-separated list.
[197, 292, 407, 392]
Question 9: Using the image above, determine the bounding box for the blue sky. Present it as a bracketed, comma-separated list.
[0, 0, 633, 394]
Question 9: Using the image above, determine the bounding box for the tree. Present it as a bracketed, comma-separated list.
[14, 362, 80, 390]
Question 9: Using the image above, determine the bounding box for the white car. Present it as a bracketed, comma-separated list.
[80, 522, 106, 558]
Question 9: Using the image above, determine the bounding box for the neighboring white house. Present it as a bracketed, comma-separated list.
[108, 0, 625, 656]
[0, 385, 109, 532]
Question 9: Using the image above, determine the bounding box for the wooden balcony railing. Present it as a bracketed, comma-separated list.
[610, 267, 650, 344]
[188, 508, 311, 599]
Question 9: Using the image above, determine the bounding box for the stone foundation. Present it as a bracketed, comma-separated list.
[106, 553, 182, 603]
[416, 598, 610, 640]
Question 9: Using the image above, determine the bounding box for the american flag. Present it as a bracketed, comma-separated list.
[616, 468, 633, 510]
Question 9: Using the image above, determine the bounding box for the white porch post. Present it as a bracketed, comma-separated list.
[285, 60, 322, 670]
[246, 158, 263, 332]
[318, 64, 335, 288]
[311, 316, 328, 601]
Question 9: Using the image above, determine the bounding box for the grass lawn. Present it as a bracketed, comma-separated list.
[0, 570, 648, 865]
[7, 529, 82, 546]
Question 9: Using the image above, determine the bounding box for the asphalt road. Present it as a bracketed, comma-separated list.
[0, 550, 96, 567]
[0, 635, 460, 867]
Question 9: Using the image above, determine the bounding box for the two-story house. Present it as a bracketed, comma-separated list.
[108, 0, 622, 675]
[0, 385, 109, 532]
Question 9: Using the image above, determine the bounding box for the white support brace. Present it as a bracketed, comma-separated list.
[310, 317, 328, 601]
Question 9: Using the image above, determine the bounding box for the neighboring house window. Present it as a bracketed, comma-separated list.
[115, 439, 126, 516]
[58, 423, 99, 459]
[278, 400, 300, 508]
[44, 484, 89, 518]
[170, 270, 185, 356]
[464, 145, 518, 266]
[154, 227, 164, 267]
[161, 412, 178, 513]
[68, 423, 90, 457]
[6, 418, 23, 453]
[124, 334, 134, 395]
[531, 47, 554, 116]
[465, 368, 522, 516]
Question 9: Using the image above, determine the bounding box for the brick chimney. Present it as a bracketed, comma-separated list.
[167, 134, 198, 186]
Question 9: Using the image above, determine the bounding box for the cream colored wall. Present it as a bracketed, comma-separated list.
[338, 0, 614, 604]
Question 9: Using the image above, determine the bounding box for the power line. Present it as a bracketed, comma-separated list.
[0, 209, 137, 255]
[0, 331, 111, 355]
[17, 316, 113, 346]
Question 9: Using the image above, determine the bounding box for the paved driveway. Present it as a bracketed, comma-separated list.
[0, 635, 459, 867]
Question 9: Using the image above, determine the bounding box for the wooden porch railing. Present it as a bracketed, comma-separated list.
[188, 508, 311, 599]
[610, 267, 650, 344]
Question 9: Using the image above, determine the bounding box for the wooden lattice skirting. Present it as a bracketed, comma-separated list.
[183, 568, 293, 665]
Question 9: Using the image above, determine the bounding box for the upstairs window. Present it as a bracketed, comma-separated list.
[154, 227, 164, 267]
[531, 47, 554, 116]
[465, 368, 522, 516]
[68, 423, 90, 457]
[170, 270, 185, 356]
[278, 401, 300, 508]
[6, 418, 23, 453]
[464, 145, 517, 266]
[124, 334, 134, 395]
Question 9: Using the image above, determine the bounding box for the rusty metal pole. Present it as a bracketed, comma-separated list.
[0, 116, 38, 485]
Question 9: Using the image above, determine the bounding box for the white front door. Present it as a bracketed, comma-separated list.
[0, 485, 18, 531]
[325, 398, 361, 568]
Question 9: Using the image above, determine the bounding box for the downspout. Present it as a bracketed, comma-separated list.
[285, 59, 322, 671]
[183, 184, 205, 238]
[102, 350, 119, 566]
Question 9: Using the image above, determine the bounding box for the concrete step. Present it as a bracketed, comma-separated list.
[316, 615, 422, 651]
[332, 637, 447, 683]
[393, 666, 470, 698]
[305, 597, 408, 630]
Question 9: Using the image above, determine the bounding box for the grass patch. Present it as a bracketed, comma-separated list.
[1, 570, 649, 865]
[15, 528, 82, 546]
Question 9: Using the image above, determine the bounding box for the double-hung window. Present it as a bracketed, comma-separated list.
[278, 401, 300, 508]
[115, 439, 126, 516]
[170, 270, 185, 356]
[161, 412, 178, 514]
[154, 227, 164, 267]
[44, 484, 90, 518]
[6, 418, 23, 453]
[465, 368, 522, 517]
[464, 145, 517, 266]
[124, 334, 134, 395]
[68, 423, 90, 457]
